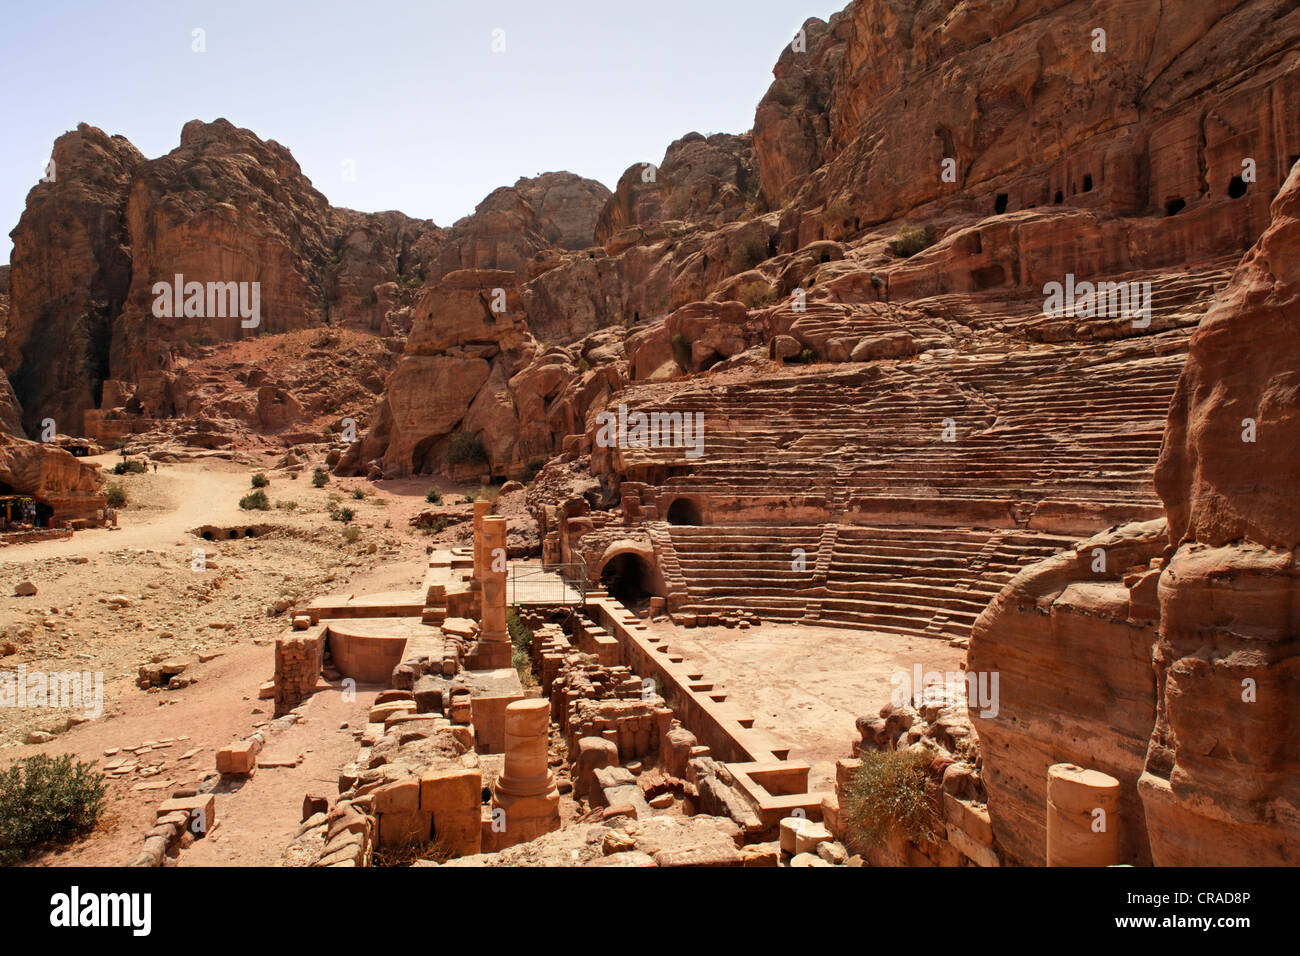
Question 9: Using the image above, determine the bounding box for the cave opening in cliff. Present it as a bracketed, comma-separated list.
[1054, 190, 1064, 204]
[994, 194, 1009, 214]
[599, 553, 656, 608]
[1228, 175, 1248, 199]
[665, 498, 703, 526]
[1166, 197, 1186, 216]
[1083, 174, 1094, 192]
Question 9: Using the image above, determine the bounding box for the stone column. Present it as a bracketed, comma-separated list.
[471, 499, 492, 587]
[1046, 763, 1121, 866]
[491, 699, 560, 846]
[475, 515, 512, 669]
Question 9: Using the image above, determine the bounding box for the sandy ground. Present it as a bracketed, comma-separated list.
[0, 450, 962, 865]
[0, 453, 487, 866]
[666, 621, 965, 793]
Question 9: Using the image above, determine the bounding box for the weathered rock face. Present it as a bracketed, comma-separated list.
[753, 14, 850, 208]
[0, 375, 24, 438]
[967, 521, 1168, 866]
[595, 132, 759, 246]
[431, 173, 610, 282]
[1139, 167, 1300, 866]
[514, 173, 611, 251]
[324, 208, 443, 333]
[765, 0, 1300, 262]
[5, 123, 143, 435]
[0, 432, 105, 522]
[5, 119, 442, 441]
[340, 266, 638, 480]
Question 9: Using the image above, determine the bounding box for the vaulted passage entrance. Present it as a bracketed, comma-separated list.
[600, 553, 656, 608]
[666, 498, 703, 526]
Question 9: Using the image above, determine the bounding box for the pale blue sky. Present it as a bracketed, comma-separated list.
[0, 0, 845, 261]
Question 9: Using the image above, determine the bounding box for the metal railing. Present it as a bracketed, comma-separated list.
[509, 555, 587, 607]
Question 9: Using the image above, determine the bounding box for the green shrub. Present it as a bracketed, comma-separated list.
[239, 489, 271, 511]
[331, 505, 355, 523]
[445, 431, 487, 466]
[111, 459, 147, 475]
[351, 489, 366, 500]
[312, 467, 329, 488]
[104, 482, 128, 509]
[416, 515, 449, 535]
[0, 754, 107, 864]
[890, 224, 935, 258]
[842, 748, 942, 850]
[507, 610, 536, 687]
[800, 348, 817, 364]
[736, 280, 776, 309]
[728, 236, 768, 274]
[425, 488, 443, 505]
[275, 500, 298, 511]
[523, 458, 545, 483]
[250, 472, 270, 488]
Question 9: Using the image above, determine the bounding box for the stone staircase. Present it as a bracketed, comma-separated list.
[647, 522, 689, 611]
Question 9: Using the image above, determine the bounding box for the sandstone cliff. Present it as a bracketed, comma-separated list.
[6, 123, 142, 436]
[970, 170, 1300, 867]
[1140, 165, 1300, 866]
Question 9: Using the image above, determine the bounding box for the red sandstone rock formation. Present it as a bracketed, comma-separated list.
[595, 132, 759, 247]
[1141, 166, 1300, 866]
[0, 432, 105, 523]
[6, 124, 143, 435]
[970, 170, 1300, 867]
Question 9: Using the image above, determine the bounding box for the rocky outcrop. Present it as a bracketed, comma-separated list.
[515, 173, 611, 251]
[753, 14, 851, 208]
[5, 119, 442, 442]
[1140, 166, 1300, 866]
[0, 432, 105, 523]
[967, 521, 1167, 866]
[766, 0, 1300, 260]
[5, 123, 143, 435]
[596, 133, 759, 246]
[430, 173, 610, 282]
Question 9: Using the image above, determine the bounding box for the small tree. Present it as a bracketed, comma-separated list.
[104, 482, 128, 509]
[312, 467, 330, 488]
[0, 754, 107, 864]
[842, 748, 942, 850]
[250, 472, 270, 488]
[445, 431, 487, 466]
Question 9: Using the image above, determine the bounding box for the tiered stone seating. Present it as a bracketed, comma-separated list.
[668, 525, 822, 620]
[817, 527, 1078, 639]
[614, 265, 1231, 642]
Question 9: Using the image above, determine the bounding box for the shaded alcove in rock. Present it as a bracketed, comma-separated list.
[665, 497, 703, 526]
[599, 552, 658, 609]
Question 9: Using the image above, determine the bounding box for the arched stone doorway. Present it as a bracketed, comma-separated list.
[599, 552, 658, 610]
[665, 497, 703, 526]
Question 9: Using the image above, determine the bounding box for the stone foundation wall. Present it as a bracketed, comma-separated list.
[274, 626, 326, 715]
